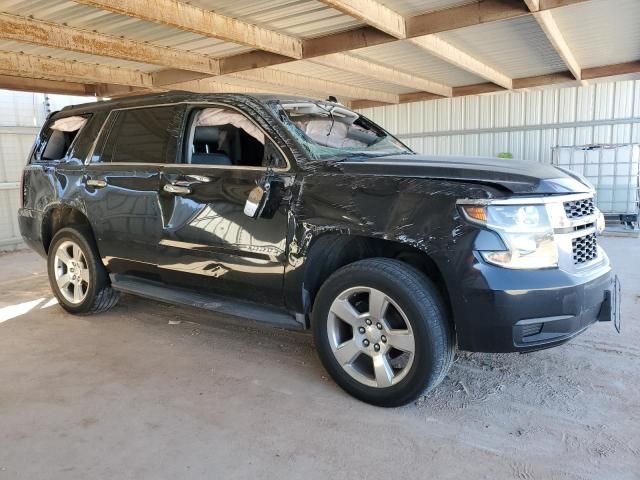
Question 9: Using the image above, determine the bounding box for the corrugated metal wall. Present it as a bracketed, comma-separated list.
[358, 79, 640, 163]
[0, 91, 91, 251]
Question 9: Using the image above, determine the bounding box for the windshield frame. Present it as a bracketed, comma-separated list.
[267, 100, 414, 162]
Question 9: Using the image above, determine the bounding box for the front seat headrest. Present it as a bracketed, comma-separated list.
[194, 126, 220, 144]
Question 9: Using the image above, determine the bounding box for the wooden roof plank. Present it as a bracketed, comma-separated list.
[531, 9, 582, 80]
[0, 50, 153, 87]
[224, 68, 399, 103]
[73, 0, 303, 59]
[316, 0, 406, 39]
[310, 53, 451, 97]
[0, 13, 220, 75]
[409, 35, 513, 90]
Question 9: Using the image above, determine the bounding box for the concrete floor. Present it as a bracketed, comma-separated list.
[0, 237, 639, 480]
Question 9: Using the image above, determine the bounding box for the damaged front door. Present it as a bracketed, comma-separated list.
[157, 104, 293, 306]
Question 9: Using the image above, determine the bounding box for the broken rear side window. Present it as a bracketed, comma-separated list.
[38, 115, 90, 161]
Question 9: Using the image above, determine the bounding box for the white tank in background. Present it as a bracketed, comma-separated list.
[552, 144, 640, 227]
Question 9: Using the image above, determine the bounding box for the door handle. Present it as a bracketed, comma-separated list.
[86, 179, 107, 188]
[163, 183, 192, 195]
[183, 174, 211, 183]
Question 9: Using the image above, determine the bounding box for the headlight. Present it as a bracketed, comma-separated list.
[460, 203, 558, 269]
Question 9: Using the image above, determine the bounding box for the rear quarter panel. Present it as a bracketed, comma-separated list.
[19, 111, 107, 254]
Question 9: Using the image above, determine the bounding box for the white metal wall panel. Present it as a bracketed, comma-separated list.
[359, 79, 640, 169]
[576, 87, 595, 122]
[0, 91, 46, 127]
[0, 134, 34, 182]
[0, 190, 20, 247]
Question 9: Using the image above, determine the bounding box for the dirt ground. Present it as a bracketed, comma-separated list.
[0, 237, 638, 480]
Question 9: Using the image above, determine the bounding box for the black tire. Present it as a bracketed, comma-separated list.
[312, 258, 454, 407]
[47, 226, 119, 314]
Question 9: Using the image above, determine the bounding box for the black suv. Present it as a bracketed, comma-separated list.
[19, 92, 616, 406]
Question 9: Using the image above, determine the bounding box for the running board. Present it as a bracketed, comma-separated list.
[110, 274, 303, 330]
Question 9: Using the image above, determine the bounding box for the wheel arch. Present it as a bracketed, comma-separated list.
[301, 233, 453, 329]
[41, 203, 94, 254]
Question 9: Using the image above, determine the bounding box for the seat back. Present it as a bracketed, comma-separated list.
[191, 126, 232, 165]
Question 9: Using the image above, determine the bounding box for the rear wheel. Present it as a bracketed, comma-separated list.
[47, 226, 119, 314]
[312, 258, 454, 407]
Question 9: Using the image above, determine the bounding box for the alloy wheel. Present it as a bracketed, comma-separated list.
[54, 240, 90, 304]
[327, 287, 415, 388]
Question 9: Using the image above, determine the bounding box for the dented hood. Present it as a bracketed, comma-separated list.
[338, 154, 593, 195]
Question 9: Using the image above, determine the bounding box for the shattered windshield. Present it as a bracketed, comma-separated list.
[268, 100, 412, 161]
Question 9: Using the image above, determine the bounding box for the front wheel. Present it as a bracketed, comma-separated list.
[312, 258, 454, 407]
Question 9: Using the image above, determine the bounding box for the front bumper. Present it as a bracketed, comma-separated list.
[453, 252, 614, 353]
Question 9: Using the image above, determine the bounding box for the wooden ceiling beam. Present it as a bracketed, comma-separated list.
[539, 0, 589, 8]
[0, 74, 95, 96]
[223, 69, 399, 103]
[348, 99, 392, 109]
[0, 50, 154, 88]
[405, 0, 529, 38]
[529, 7, 582, 80]
[406, 0, 588, 37]
[171, 77, 322, 99]
[0, 13, 220, 75]
[302, 26, 394, 58]
[409, 35, 513, 89]
[157, 78, 269, 95]
[299, 0, 452, 98]
[73, 0, 302, 59]
[315, 0, 406, 38]
[310, 53, 451, 97]
[452, 82, 504, 97]
[186, 0, 591, 86]
[93, 84, 149, 98]
[153, 51, 294, 87]
[226, 0, 591, 72]
[512, 70, 575, 89]
[582, 61, 640, 80]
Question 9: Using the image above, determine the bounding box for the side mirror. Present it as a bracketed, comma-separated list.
[244, 185, 269, 219]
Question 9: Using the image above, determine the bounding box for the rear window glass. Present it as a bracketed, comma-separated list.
[100, 106, 182, 164]
[39, 115, 89, 161]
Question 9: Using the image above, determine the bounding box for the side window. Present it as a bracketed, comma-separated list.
[38, 115, 89, 161]
[185, 106, 284, 168]
[100, 106, 183, 164]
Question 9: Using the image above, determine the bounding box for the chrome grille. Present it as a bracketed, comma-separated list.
[564, 198, 595, 219]
[572, 233, 597, 264]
